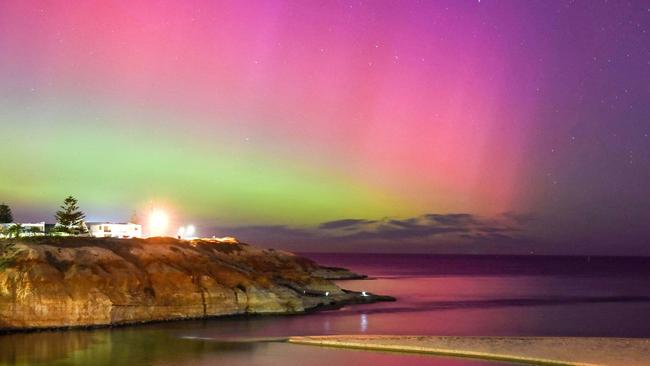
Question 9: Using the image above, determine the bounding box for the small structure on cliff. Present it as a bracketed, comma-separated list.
[210, 236, 239, 244]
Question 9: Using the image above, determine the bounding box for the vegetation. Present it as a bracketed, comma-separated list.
[0, 240, 18, 271]
[54, 196, 87, 234]
[5, 223, 23, 238]
[0, 203, 13, 223]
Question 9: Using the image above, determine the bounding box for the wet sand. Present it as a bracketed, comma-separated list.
[288, 335, 650, 366]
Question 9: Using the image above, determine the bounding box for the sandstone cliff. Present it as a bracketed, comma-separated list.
[0, 237, 389, 330]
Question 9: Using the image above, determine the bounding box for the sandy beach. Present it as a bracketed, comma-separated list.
[288, 335, 650, 366]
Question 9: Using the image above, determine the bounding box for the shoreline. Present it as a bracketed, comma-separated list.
[287, 335, 650, 366]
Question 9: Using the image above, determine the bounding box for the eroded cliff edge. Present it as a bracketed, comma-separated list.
[0, 237, 391, 330]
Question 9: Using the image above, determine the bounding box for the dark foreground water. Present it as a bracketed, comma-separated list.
[1, 254, 649, 366]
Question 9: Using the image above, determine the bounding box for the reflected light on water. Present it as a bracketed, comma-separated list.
[360, 314, 369, 332]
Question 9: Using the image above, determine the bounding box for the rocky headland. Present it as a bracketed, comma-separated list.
[0, 237, 392, 330]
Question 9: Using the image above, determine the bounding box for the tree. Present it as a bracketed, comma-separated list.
[6, 223, 23, 238]
[0, 203, 13, 223]
[55, 196, 87, 234]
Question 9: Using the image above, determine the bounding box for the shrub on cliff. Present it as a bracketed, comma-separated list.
[0, 240, 18, 271]
[5, 224, 23, 238]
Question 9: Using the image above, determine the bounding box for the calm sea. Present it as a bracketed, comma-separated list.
[1, 253, 648, 365]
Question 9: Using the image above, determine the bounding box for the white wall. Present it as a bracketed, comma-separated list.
[88, 223, 142, 239]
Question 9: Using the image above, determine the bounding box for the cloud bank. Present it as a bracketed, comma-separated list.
[212, 212, 534, 253]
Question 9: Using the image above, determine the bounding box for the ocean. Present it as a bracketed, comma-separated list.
[1, 253, 648, 365]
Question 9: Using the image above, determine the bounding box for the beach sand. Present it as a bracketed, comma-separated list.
[288, 335, 650, 366]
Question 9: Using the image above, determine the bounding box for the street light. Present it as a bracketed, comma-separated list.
[186, 225, 195, 238]
[149, 210, 169, 237]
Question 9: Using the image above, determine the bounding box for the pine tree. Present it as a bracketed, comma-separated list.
[55, 196, 87, 234]
[0, 203, 13, 223]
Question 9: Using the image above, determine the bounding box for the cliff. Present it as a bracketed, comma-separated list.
[0, 237, 391, 330]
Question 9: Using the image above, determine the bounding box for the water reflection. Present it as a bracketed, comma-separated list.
[0, 326, 508, 366]
[0, 331, 98, 365]
[0, 328, 264, 366]
[360, 314, 368, 332]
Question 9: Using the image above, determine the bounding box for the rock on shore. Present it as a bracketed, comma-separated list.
[0, 237, 390, 330]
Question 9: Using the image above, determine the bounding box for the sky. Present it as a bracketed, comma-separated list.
[0, 1, 648, 255]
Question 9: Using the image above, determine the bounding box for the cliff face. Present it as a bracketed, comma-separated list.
[0, 238, 381, 330]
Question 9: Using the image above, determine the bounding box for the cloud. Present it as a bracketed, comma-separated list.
[424, 213, 477, 225]
[318, 219, 377, 230]
[318, 213, 525, 242]
[212, 212, 533, 253]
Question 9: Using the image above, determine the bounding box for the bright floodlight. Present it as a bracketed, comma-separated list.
[149, 210, 169, 237]
[186, 225, 195, 237]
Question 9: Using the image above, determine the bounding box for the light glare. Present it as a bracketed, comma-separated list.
[186, 225, 195, 237]
[149, 210, 169, 237]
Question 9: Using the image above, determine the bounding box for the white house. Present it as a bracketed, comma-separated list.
[86, 222, 142, 239]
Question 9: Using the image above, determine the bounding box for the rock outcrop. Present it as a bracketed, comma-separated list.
[0, 237, 391, 330]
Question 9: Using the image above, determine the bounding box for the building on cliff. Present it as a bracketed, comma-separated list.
[1, 221, 143, 239]
[86, 222, 142, 239]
